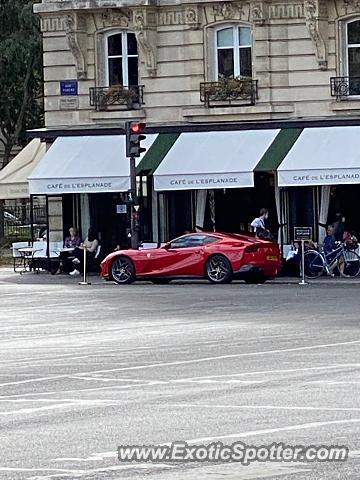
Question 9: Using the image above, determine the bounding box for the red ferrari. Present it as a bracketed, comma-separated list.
[101, 232, 281, 285]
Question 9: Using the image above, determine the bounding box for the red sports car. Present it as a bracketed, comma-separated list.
[101, 232, 281, 285]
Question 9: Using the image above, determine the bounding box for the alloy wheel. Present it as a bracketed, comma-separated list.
[206, 255, 232, 284]
[111, 257, 135, 284]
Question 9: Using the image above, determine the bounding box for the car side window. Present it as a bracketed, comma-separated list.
[169, 234, 219, 249]
[169, 238, 190, 249]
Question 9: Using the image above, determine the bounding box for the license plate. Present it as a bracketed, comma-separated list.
[266, 255, 278, 261]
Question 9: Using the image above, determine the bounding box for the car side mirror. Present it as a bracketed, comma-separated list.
[163, 243, 171, 250]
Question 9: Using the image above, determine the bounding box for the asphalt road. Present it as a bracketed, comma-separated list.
[0, 269, 359, 480]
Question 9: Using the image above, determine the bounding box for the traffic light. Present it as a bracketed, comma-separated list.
[125, 121, 146, 157]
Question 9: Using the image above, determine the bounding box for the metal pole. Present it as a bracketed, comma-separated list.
[30, 195, 34, 246]
[129, 155, 139, 250]
[157, 191, 161, 248]
[280, 188, 284, 258]
[45, 195, 51, 273]
[79, 247, 91, 285]
[299, 239, 307, 285]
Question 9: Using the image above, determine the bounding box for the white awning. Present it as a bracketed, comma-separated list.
[278, 126, 360, 187]
[153, 130, 280, 191]
[28, 135, 155, 195]
[0, 139, 46, 199]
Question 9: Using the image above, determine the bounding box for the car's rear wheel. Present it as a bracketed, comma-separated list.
[111, 256, 135, 284]
[152, 278, 171, 284]
[205, 255, 232, 284]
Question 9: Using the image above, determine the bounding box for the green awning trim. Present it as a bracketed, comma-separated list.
[254, 128, 303, 172]
[136, 133, 180, 175]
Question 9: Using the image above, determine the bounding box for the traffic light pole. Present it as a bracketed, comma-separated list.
[125, 121, 146, 250]
[129, 155, 139, 250]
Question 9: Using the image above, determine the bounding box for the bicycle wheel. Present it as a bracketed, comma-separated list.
[340, 250, 360, 278]
[303, 250, 325, 278]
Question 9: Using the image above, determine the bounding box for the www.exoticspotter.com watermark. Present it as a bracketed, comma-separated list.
[117, 442, 348, 465]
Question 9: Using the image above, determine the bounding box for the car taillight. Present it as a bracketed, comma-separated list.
[244, 245, 259, 253]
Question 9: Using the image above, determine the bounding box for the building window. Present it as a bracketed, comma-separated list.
[216, 25, 252, 79]
[106, 32, 138, 87]
[346, 20, 360, 95]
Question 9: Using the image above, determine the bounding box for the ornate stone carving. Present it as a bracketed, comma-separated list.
[185, 7, 201, 28]
[269, 3, 304, 19]
[157, 6, 200, 27]
[343, 0, 360, 14]
[203, 2, 248, 25]
[212, 2, 236, 21]
[251, 1, 267, 24]
[333, 0, 360, 17]
[96, 9, 131, 29]
[304, 0, 328, 70]
[133, 9, 158, 77]
[64, 12, 88, 80]
[40, 16, 65, 32]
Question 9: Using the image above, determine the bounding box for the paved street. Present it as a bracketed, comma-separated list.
[0, 269, 359, 480]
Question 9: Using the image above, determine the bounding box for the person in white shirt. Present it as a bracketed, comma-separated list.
[69, 227, 99, 276]
[251, 208, 269, 233]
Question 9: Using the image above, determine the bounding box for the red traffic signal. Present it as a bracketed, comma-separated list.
[125, 121, 147, 157]
[130, 122, 146, 134]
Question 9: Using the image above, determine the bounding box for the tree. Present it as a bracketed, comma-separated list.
[0, 0, 43, 168]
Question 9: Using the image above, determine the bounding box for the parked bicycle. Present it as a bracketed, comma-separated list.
[303, 242, 360, 278]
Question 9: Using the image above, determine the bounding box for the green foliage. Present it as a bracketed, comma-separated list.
[0, 0, 43, 165]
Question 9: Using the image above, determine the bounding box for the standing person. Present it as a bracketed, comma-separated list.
[251, 208, 272, 239]
[69, 227, 99, 276]
[332, 213, 345, 242]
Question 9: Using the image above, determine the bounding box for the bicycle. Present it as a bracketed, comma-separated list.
[303, 243, 360, 278]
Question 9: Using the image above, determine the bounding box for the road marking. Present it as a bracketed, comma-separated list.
[187, 418, 360, 443]
[310, 380, 360, 385]
[1, 339, 360, 388]
[1, 364, 357, 397]
[0, 463, 174, 480]
[169, 403, 360, 412]
[171, 364, 360, 381]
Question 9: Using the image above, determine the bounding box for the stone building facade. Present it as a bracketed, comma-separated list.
[34, 0, 360, 128]
[28, 0, 360, 250]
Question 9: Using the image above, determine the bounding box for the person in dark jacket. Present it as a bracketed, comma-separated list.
[332, 213, 345, 242]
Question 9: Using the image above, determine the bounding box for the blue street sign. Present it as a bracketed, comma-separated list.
[60, 80, 78, 96]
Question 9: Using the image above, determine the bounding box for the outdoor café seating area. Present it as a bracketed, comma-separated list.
[12, 240, 64, 274]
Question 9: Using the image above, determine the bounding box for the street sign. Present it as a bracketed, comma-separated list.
[294, 227, 312, 286]
[60, 80, 78, 96]
[116, 204, 127, 214]
[294, 226, 312, 241]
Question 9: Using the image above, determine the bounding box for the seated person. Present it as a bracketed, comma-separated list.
[323, 225, 347, 276]
[283, 241, 300, 277]
[70, 228, 99, 276]
[64, 227, 81, 249]
[56, 227, 82, 274]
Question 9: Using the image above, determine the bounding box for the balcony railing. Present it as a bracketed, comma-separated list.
[200, 78, 258, 108]
[89, 85, 144, 111]
[330, 76, 360, 100]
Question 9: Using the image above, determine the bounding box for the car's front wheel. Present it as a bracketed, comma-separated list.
[205, 255, 233, 284]
[111, 256, 135, 284]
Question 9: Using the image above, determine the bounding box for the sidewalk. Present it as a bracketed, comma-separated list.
[0, 267, 359, 286]
[0, 267, 105, 285]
